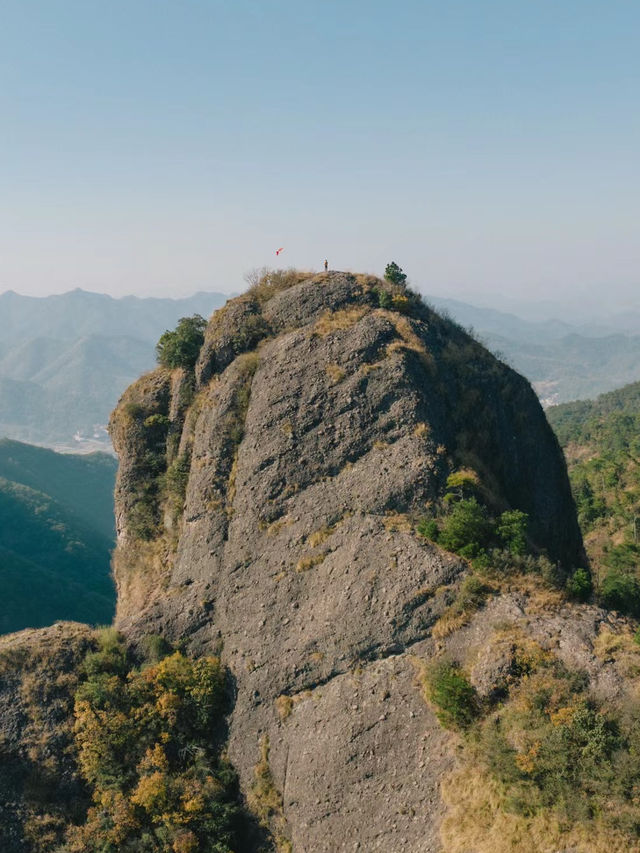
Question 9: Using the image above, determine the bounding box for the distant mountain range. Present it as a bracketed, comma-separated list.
[0, 438, 117, 633]
[2, 286, 640, 451]
[426, 295, 640, 406]
[0, 288, 228, 449]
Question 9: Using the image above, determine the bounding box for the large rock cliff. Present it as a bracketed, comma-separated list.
[105, 271, 585, 850]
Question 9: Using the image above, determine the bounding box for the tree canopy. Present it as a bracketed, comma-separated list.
[384, 262, 407, 286]
[155, 315, 207, 370]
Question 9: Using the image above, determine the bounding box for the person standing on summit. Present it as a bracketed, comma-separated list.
[324, 259, 328, 271]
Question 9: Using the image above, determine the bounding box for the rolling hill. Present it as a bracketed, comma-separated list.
[0, 289, 228, 448]
[0, 439, 118, 633]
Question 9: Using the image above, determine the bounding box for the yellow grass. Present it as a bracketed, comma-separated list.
[593, 625, 640, 678]
[226, 452, 239, 516]
[440, 763, 640, 853]
[312, 306, 368, 336]
[248, 737, 291, 852]
[325, 363, 346, 384]
[307, 524, 334, 548]
[295, 552, 328, 573]
[431, 610, 471, 640]
[274, 694, 294, 721]
[360, 360, 384, 374]
[382, 511, 413, 533]
[266, 517, 289, 536]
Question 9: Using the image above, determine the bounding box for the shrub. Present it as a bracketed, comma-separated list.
[156, 315, 207, 370]
[416, 517, 439, 541]
[454, 574, 491, 613]
[374, 287, 392, 309]
[384, 261, 407, 286]
[68, 645, 242, 851]
[566, 568, 592, 602]
[163, 454, 191, 502]
[439, 498, 493, 558]
[496, 509, 529, 555]
[445, 468, 480, 502]
[123, 401, 146, 420]
[140, 634, 172, 663]
[425, 660, 480, 730]
[600, 569, 640, 617]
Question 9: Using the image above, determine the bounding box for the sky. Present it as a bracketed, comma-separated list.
[1, 0, 639, 310]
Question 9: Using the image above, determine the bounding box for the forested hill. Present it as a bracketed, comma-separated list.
[0, 288, 227, 448]
[0, 439, 117, 633]
[547, 381, 640, 600]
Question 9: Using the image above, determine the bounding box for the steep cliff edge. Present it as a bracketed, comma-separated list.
[106, 271, 585, 849]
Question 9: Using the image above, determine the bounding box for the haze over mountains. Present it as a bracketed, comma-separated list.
[2, 286, 640, 451]
[428, 294, 640, 405]
[0, 288, 227, 449]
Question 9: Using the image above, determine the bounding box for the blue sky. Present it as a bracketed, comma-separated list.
[1, 0, 639, 306]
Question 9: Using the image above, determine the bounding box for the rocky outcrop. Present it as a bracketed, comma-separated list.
[0, 623, 95, 852]
[104, 271, 584, 849]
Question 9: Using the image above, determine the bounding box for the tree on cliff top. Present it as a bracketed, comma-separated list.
[156, 314, 207, 369]
[384, 262, 407, 286]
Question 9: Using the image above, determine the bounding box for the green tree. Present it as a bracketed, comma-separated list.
[439, 498, 493, 558]
[384, 262, 407, 286]
[156, 315, 207, 370]
[566, 568, 592, 602]
[496, 509, 529, 555]
[426, 660, 479, 730]
[600, 569, 640, 617]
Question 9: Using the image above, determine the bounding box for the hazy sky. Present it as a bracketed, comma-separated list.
[1, 0, 639, 306]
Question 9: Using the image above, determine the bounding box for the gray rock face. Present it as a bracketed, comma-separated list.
[108, 271, 585, 849]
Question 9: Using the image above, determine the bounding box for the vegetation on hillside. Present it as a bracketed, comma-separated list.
[62, 630, 246, 852]
[417, 381, 640, 850]
[0, 440, 116, 634]
[423, 625, 640, 851]
[156, 315, 207, 370]
[547, 381, 640, 615]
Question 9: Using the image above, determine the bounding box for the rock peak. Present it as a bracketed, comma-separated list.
[108, 268, 583, 848]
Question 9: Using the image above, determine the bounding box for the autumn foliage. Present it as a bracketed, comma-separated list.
[62, 630, 241, 852]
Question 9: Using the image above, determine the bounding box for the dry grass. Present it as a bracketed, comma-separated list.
[325, 363, 346, 384]
[248, 737, 291, 852]
[497, 574, 565, 614]
[440, 763, 640, 853]
[312, 306, 368, 336]
[432, 610, 472, 640]
[295, 552, 328, 573]
[112, 536, 176, 621]
[274, 690, 311, 722]
[379, 311, 427, 354]
[373, 439, 389, 450]
[593, 625, 640, 677]
[266, 517, 289, 536]
[413, 421, 430, 438]
[360, 360, 385, 374]
[275, 694, 294, 721]
[382, 512, 413, 533]
[226, 452, 239, 516]
[246, 268, 312, 304]
[353, 273, 382, 290]
[307, 524, 334, 548]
